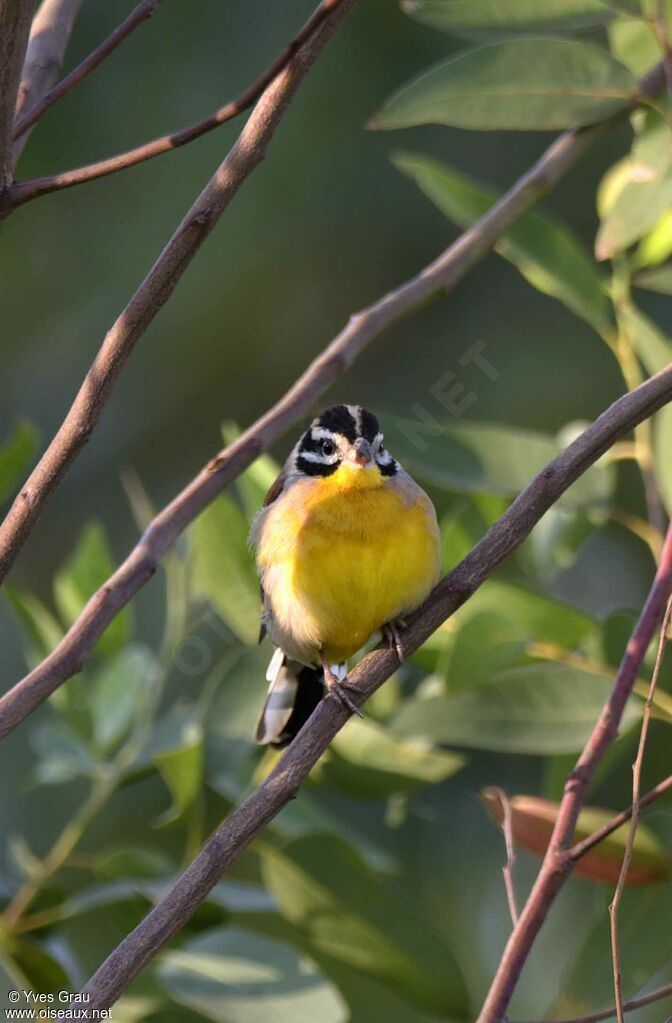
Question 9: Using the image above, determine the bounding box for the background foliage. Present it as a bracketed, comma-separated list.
[1, 1, 672, 1020]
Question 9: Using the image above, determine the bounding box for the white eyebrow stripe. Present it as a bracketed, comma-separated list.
[373, 432, 384, 447]
[310, 427, 338, 442]
[376, 450, 393, 464]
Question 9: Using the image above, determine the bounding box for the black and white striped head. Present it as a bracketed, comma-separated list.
[293, 404, 398, 479]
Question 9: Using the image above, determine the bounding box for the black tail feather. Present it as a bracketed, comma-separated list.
[255, 657, 325, 748]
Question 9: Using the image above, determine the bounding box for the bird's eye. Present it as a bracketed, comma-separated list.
[321, 439, 335, 456]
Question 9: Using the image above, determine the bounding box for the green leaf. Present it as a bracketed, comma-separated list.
[0, 420, 38, 506]
[153, 722, 203, 827]
[158, 927, 346, 1023]
[4, 585, 64, 664]
[191, 494, 260, 644]
[655, 403, 672, 515]
[443, 610, 528, 691]
[393, 152, 612, 335]
[393, 664, 642, 753]
[635, 210, 672, 268]
[2, 937, 70, 995]
[53, 521, 132, 658]
[634, 262, 672, 294]
[315, 717, 464, 798]
[371, 40, 635, 132]
[261, 835, 468, 1016]
[30, 719, 94, 785]
[382, 417, 615, 509]
[596, 114, 672, 260]
[616, 302, 671, 374]
[402, 0, 614, 34]
[90, 645, 160, 753]
[561, 882, 672, 1010]
[608, 16, 662, 77]
[222, 422, 280, 521]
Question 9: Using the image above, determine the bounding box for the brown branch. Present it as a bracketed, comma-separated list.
[609, 596, 672, 1023]
[513, 980, 672, 1023]
[476, 521, 672, 1023]
[12, 0, 84, 167]
[493, 787, 519, 927]
[8, 0, 350, 209]
[0, 0, 354, 586]
[13, 0, 164, 145]
[0, 60, 667, 589]
[61, 379, 672, 1015]
[0, 0, 33, 191]
[569, 774, 672, 863]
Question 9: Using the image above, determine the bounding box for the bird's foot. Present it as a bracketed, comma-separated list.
[383, 618, 407, 662]
[321, 658, 364, 718]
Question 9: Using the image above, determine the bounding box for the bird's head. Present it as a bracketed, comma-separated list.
[293, 404, 397, 490]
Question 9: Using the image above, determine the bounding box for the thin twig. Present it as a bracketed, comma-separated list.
[493, 787, 519, 927]
[569, 774, 672, 863]
[0, 0, 353, 586]
[512, 979, 672, 1023]
[8, 0, 348, 208]
[608, 596, 672, 1023]
[0, 0, 33, 191]
[62, 442, 672, 1016]
[476, 522, 672, 1023]
[12, 0, 84, 167]
[13, 0, 164, 144]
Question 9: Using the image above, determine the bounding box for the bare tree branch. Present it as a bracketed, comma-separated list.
[492, 787, 519, 927]
[513, 979, 672, 1023]
[609, 596, 672, 1023]
[12, 0, 83, 166]
[61, 381, 672, 1016]
[569, 774, 672, 863]
[13, 0, 164, 145]
[8, 0, 351, 209]
[0, 0, 33, 191]
[476, 521, 672, 1023]
[0, 0, 354, 585]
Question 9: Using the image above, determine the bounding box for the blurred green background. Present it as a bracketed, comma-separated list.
[1, 1, 672, 1021]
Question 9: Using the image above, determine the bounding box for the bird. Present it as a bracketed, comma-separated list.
[249, 403, 441, 747]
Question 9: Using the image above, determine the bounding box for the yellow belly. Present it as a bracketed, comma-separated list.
[258, 467, 440, 664]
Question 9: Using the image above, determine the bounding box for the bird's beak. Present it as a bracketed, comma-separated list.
[351, 437, 373, 466]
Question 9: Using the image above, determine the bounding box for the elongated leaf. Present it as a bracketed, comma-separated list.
[616, 303, 671, 375]
[393, 664, 642, 753]
[371, 40, 635, 132]
[481, 790, 671, 885]
[403, 0, 613, 34]
[635, 210, 672, 268]
[159, 928, 346, 1023]
[655, 403, 672, 515]
[261, 835, 468, 1016]
[315, 717, 464, 798]
[561, 882, 672, 1010]
[54, 521, 131, 658]
[394, 152, 611, 335]
[634, 262, 672, 294]
[90, 645, 160, 753]
[4, 585, 63, 663]
[382, 417, 614, 509]
[222, 422, 280, 521]
[0, 420, 38, 506]
[596, 115, 672, 259]
[191, 493, 260, 644]
[153, 722, 203, 827]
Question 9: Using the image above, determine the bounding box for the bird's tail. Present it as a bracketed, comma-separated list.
[255, 647, 325, 747]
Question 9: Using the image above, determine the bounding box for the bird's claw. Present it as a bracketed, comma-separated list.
[383, 619, 407, 662]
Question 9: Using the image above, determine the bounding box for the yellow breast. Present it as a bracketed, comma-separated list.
[256, 464, 440, 664]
